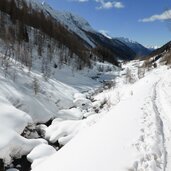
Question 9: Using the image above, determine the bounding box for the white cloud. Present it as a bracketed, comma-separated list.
[70, 0, 89, 2]
[77, 0, 88, 2]
[69, 0, 124, 9]
[96, 0, 124, 9]
[139, 9, 171, 22]
[113, 2, 124, 8]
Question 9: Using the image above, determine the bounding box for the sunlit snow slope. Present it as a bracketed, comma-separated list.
[33, 63, 171, 171]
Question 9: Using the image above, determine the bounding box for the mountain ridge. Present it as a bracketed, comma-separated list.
[115, 37, 151, 57]
[22, 0, 138, 60]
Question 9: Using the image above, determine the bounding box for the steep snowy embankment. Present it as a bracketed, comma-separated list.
[0, 59, 103, 165]
[33, 64, 171, 171]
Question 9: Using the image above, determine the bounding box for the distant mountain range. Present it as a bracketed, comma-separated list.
[143, 41, 171, 66]
[115, 37, 151, 57]
[23, 0, 152, 60]
[148, 41, 171, 58]
[1, 0, 161, 64]
[145, 45, 160, 51]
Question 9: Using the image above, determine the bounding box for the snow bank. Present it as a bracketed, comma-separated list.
[0, 63, 76, 164]
[0, 57, 96, 164]
[56, 108, 83, 120]
[27, 144, 56, 163]
[33, 63, 170, 171]
[73, 98, 91, 109]
[45, 119, 85, 145]
[0, 126, 46, 164]
[0, 47, 111, 165]
[27, 144, 56, 169]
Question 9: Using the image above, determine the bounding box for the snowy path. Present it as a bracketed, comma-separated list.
[132, 69, 171, 171]
[156, 74, 171, 171]
[152, 81, 167, 171]
[30, 66, 171, 171]
[136, 80, 167, 170]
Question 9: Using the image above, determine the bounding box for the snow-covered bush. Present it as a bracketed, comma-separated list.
[137, 66, 145, 79]
[125, 68, 136, 84]
[33, 77, 40, 95]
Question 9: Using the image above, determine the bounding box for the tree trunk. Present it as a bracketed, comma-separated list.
[0, 159, 4, 171]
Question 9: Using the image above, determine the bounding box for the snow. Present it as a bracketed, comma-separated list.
[32, 62, 171, 171]
[45, 119, 85, 145]
[27, 144, 56, 169]
[50, 10, 95, 47]
[146, 45, 160, 51]
[155, 69, 171, 170]
[0, 64, 95, 165]
[3, 1, 171, 170]
[73, 97, 91, 109]
[56, 108, 83, 120]
[0, 35, 118, 166]
[116, 37, 138, 44]
[27, 144, 56, 163]
[0, 50, 104, 167]
[0, 15, 171, 170]
[2, 38, 171, 171]
[0, 126, 46, 164]
[0, 76, 49, 164]
[99, 30, 112, 39]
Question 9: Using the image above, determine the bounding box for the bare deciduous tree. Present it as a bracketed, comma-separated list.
[137, 66, 145, 79]
[125, 68, 135, 84]
[33, 77, 40, 95]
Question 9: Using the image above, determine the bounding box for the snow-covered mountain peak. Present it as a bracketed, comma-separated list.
[53, 10, 95, 46]
[115, 37, 151, 56]
[116, 37, 138, 44]
[57, 11, 93, 32]
[41, 1, 45, 5]
[24, 0, 93, 32]
[99, 30, 112, 39]
[146, 45, 160, 51]
[21, 0, 95, 47]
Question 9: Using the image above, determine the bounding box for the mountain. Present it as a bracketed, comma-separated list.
[116, 37, 151, 57]
[0, 0, 144, 65]
[148, 41, 171, 58]
[87, 32, 136, 60]
[143, 41, 171, 66]
[1, 1, 171, 171]
[24, 0, 96, 47]
[21, 0, 137, 60]
[146, 45, 160, 51]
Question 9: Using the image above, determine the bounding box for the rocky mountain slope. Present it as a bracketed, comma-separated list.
[143, 41, 171, 67]
[116, 37, 151, 57]
[16, 0, 137, 60]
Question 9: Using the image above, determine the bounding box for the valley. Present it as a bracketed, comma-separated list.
[0, 0, 171, 171]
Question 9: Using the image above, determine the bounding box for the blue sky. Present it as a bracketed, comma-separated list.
[45, 0, 171, 46]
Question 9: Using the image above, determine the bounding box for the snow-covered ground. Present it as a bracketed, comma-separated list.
[1, 42, 171, 171]
[32, 62, 171, 171]
[0, 46, 119, 168]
